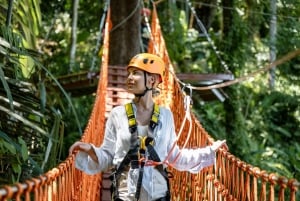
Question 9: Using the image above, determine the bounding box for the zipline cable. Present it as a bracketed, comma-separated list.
[186, 0, 232, 75]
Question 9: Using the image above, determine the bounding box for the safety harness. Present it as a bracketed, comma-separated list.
[110, 103, 170, 201]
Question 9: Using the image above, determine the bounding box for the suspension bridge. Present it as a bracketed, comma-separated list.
[0, 3, 299, 201]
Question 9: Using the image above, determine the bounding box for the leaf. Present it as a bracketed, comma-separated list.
[0, 105, 49, 137]
[0, 64, 14, 110]
[39, 81, 47, 112]
[272, 124, 291, 137]
[12, 163, 21, 173]
[41, 109, 62, 170]
[263, 161, 292, 177]
[3, 141, 16, 154]
[18, 137, 29, 161]
[0, 130, 42, 174]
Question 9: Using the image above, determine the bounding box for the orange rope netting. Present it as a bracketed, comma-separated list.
[0, 4, 299, 201]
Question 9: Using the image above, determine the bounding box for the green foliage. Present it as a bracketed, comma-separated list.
[250, 91, 300, 179]
[158, 1, 187, 67]
[0, 130, 42, 184]
[0, 24, 80, 184]
[193, 98, 227, 139]
[160, 0, 300, 184]
[14, 0, 42, 48]
[39, 0, 104, 75]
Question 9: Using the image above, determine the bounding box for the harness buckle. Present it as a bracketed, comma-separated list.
[139, 136, 154, 151]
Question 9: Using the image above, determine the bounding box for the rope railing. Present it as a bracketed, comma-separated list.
[0, 3, 299, 201]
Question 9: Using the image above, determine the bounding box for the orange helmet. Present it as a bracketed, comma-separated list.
[127, 53, 165, 83]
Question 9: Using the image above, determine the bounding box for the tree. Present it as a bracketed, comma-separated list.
[109, 0, 141, 65]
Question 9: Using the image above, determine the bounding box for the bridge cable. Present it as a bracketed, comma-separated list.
[185, 0, 232, 75]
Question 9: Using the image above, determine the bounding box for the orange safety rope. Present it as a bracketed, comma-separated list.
[0, 3, 299, 201]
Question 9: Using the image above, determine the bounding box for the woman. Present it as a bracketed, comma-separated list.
[69, 53, 228, 201]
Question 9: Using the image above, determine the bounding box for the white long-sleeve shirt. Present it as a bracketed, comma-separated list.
[75, 103, 216, 200]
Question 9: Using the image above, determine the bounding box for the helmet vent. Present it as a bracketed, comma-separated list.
[143, 58, 148, 64]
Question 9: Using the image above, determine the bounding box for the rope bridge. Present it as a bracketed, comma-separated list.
[0, 5, 299, 201]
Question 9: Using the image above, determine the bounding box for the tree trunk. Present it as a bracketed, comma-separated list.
[109, 0, 141, 66]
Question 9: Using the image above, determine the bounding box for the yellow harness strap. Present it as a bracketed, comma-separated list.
[125, 103, 137, 133]
[125, 102, 160, 131]
[150, 103, 160, 130]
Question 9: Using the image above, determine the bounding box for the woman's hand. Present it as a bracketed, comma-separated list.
[211, 140, 228, 152]
[69, 141, 98, 163]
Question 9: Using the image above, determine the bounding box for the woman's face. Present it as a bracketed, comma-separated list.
[127, 67, 158, 94]
[126, 67, 146, 94]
